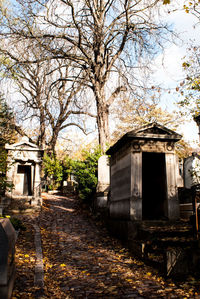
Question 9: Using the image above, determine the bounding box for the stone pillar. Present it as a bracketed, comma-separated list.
[130, 152, 142, 220]
[176, 156, 184, 188]
[13, 163, 23, 196]
[31, 165, 35, 195]
[166, 153, 180, 220]
[194, 114, 200, 143]
[96, 155, 110, 208]
[32, 163, 42, 206]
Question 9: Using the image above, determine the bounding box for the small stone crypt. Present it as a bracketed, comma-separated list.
[106, 122, 182, 221]
[105, 123, 200, 276]
[3, 137, 44, 213]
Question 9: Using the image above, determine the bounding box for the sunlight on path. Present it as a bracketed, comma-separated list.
[38, 192, 196, 298]
[12, 192, 200, 298]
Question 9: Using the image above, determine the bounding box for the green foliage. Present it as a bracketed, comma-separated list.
[43, 153, 63, 190]
[0, 147, 13, 194]
[178, 47, 200, 118]
[0, 215, 26, 231]
[0, 93, 16, 194]
[10, 216, 26, 231]
[62, 156, 74, 181]
[68, 147, 102, 202]
[0, 147, 7, 173]
[0, 93, 16, 145]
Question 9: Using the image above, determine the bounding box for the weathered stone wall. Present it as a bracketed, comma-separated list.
[166, 153, 180, 220]
[109, 151, 131, 219]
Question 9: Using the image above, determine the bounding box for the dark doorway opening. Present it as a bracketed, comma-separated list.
[142, 152, 166, 220]
[17, 165, 32, 195]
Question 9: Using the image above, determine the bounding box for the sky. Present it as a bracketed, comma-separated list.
[152, 3, 200, 146]
[2, 1, 200, 147]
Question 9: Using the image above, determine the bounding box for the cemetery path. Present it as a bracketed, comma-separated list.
[13, 193, 200, 298]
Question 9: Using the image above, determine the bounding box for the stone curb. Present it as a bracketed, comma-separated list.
[33, 223, 44, 288]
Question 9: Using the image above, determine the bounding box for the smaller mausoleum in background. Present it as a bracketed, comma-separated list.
[5, 137, 44, 210]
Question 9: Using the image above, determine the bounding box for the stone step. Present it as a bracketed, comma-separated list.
[128, 220, 200, 276]
[137, 221, 193, 240]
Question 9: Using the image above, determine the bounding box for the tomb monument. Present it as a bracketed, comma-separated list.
[96, 155, 110, 208]
[4, 137, 44, 212]
[106, 123, 182, 221]
[0, 218, 16, 299]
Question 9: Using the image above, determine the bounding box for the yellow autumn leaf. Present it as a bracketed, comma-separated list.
[147, 272, 151, 276]
[46, 263, 53, 268]
[126, 279, 132, 283]
[163, 0, 170, 4]
[60, 263, 66, 267]
[24, 254, 29, 258]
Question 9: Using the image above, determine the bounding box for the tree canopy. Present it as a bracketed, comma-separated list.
[0, 0, 174, 152]
[0, 93, 18, 194]
[1, 48, 95, 153]
[178, 47, 200, 118]
[111, 95, 185, 143]
[0, 93, 18, 145]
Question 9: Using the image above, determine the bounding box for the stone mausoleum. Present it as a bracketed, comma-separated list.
[5, 137, 44, 210]
[106, 123, 182, 221]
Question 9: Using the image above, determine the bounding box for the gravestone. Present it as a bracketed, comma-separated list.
[0, 219, 16, 299]
[96, 155, 110, 208]
[180, 153, 200, 219]
[184, 153, 200, 189]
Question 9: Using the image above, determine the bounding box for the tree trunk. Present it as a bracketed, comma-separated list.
[37, 107, 46, 149]
[96, 100, 110, 153]
[39, 114, 46, 149]
[48, 126, 60, 156]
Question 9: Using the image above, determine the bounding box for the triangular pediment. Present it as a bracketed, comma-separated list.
[106, 123, 182, 155]
[14, 142, 37, 149]
[128, 123, 182, 138]
[5, 136, 39, 151]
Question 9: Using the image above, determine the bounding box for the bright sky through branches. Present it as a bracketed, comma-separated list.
[153, 2, 200, 146]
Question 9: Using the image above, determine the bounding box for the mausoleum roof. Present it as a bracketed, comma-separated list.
[5, 136, 43, 151]
[107, 122, 182, 155]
